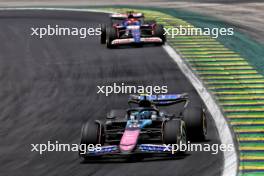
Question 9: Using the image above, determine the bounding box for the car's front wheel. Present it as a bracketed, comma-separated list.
[100, 24, 106, 44]
[106, 27, 117, 48]
[79, 121, 103, 159]
[154, 24, 166, 45]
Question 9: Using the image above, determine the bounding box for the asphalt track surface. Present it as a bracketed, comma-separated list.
[0, 10, 223, 176]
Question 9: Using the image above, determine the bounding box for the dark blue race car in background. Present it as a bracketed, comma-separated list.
[100, 12, 166, 48]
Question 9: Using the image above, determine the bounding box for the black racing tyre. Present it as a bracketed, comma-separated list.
[154, 24, 166, 44]
[100, 24, 106, 44]
[183, 106, 207, 141]
[80, 121, 103, 145]
[79, 121, 104, 159]
[163, 119, 187, 146]
[106, 27, 117, 48]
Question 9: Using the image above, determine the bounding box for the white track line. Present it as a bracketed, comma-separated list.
[0, 7, 238, 176]
[164, 44, 238, 176]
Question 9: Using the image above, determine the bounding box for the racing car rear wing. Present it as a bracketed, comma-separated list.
[129, 93, 189, 106]
[110, 13, 144, 19]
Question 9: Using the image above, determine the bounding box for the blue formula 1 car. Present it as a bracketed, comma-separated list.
[100, 12, 166, 48]
[79, 94, 207, 160]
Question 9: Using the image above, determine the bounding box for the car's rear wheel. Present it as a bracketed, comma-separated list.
[100, 24, 106, 44]
[154, 24, 166, 45]
[163, 119, 187, 153]
[106, 27, 117, 48]
[183, 106, 207, 141]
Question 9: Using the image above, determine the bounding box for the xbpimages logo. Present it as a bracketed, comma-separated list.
[97, 82, 168, 96]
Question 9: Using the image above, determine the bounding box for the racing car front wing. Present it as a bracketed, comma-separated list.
[111, 37, 163, 45]
[86, 144, 173, 156]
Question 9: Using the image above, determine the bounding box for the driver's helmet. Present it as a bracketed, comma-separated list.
[137, 111, 152, 119]
[125, 18, 139, 25]
[130, 110, 153, 120]
[125, 12, 138, 25]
